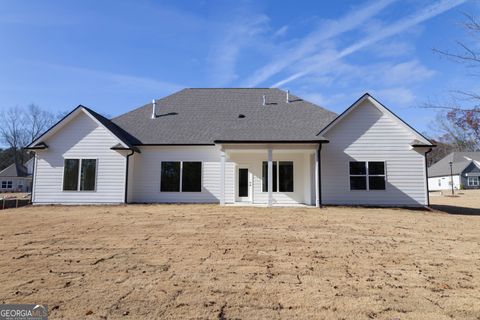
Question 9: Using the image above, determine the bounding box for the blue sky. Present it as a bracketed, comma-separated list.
[0, 0, 478, 135]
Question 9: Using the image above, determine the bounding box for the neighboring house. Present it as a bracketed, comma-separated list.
[26, 89, 434, 207]
[0, 158, 34, 193]
[428, 152, 480, 191]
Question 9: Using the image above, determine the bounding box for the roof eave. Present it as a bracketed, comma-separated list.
[214, 139, 330, 144]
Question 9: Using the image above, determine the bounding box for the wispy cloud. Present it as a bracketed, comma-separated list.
[207, 14, 269, 86]
[45, 63, 183, 93]
[272, 0, 466, 87]
[242, 0, 397, 87]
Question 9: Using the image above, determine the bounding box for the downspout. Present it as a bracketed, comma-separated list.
[424, 148, 433, 207]
[317, 143, 322, 208]
[124, 150, 135, 204]
[31, 152, 37, 204]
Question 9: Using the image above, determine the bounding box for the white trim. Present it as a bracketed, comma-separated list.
[236, 165, 252, 203]
[220, 150, 225, 205]
[467, 176, 479, 186]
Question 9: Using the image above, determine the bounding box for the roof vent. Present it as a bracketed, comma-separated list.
[286, 90, 290, 103]
[238, 114, 245, 119]
[262, 95, 266, 106]
[151, 99, 156, 119]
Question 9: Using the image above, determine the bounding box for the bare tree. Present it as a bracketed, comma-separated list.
[0, 104, 56, 166]
[24, 104, 56, 144]
[425, 13, 480, 151]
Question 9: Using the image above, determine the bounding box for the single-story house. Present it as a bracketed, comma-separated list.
[26, 89, 434, 207]
[0, 158, 34, 193]
[428, 152, 480, 191]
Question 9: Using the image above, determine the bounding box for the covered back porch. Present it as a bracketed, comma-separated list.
[217, 143, 324, 207]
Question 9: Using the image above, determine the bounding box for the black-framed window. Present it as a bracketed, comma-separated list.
[63, 159, 97, 191]
[1, 181, 13, 189]
[161, 161, 202, 192]
[349, 161, 385, 190]
[182, 162, 202, 192]
[262, 161, 294, 192]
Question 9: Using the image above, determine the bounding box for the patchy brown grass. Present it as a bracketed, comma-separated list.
[0, 202, 479, 319]
[430, 189, 480, 215]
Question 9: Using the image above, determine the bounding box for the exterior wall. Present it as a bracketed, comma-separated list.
[322, 99, 428, 206]
[227, 151, 312, 205]
[428, 175, 461, 191]
[129, 146, 225, 203]
[32, 111, 127, 204]
[129, 146, 313, 205]
[0, 177, 32, 192]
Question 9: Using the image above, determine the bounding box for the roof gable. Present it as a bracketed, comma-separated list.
[428, 152, 480, 177]
[27, 106, 139, 150]
[317, 93, 434, 146]
[0, 159, 32, 178]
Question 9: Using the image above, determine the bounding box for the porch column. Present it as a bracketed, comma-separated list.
[315, 145, 321, 208]
[268, 148, 273, 207]
[220, 148, 226, 205]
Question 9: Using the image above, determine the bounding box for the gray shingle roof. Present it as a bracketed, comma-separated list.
[111, 88, 337, 144]
[428, 152, 480, 177]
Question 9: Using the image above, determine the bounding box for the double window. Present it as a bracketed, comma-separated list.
[1, 181, 12, 189]
[467, 176, 479, 187]
[160, 161, 202, 192]
[63, 159, 97, 191]
[350, 161, 386, 190]
[262, 161, 294, 192]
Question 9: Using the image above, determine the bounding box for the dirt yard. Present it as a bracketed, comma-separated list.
[0, 197, 479, 319]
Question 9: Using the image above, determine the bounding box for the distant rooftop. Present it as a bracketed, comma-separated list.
[428, 152, 480, 177]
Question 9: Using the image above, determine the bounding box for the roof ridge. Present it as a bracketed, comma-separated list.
[185, 87, 272, 89]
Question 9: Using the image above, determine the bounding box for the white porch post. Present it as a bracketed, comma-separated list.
[268, 148, 273, 207]
[220, 148, 226, 205]
[315, 147, 320, 208]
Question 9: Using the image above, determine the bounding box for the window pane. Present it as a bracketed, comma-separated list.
[262, 161, 277, 192]
[368, 162, 385, 175]
[63, 159, 79, 191]
[350, 176, 367, 190]
[350, 162, 366, 175]
[182, 162, 201, 192]
[279, 161, 294, 192]
[369, 176, 386, 190]
[238, 168, 248, 197]
[161, 162, 180, 192]
[80, 159, 97, 191]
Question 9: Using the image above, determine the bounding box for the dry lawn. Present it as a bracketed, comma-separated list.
[0, 195, 479, 319]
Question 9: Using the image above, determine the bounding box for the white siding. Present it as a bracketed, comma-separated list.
[228, 152, 310, 205]
[428, 175, 461, 191]
[129, 146, 312, 205]
[130, 146, 223, 203]
[322, 100, 428, 206]
[33, 111, 126, 204]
